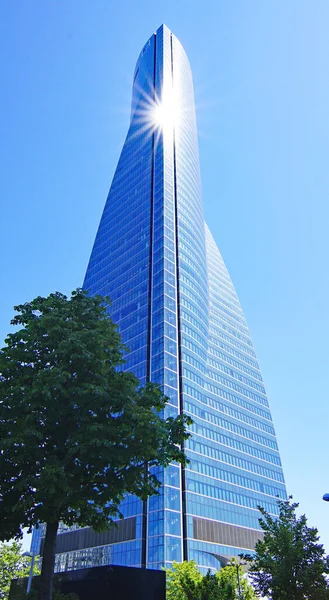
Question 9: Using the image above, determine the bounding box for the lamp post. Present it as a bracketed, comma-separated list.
[232, 560, 248, 600]
[22, 551, 36, 595]
[236, 562, 242, 600]
[210, 553, 247, 600]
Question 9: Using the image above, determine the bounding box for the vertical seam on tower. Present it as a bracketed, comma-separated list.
[141, 31, 157, 570]
[171, 33, 188, 562]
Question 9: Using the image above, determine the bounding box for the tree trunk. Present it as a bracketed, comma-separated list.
[38, 521, 59, 600]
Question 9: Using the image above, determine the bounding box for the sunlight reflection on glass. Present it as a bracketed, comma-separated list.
[152, 84, 180, 136]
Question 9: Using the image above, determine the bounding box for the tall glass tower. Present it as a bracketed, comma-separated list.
[45, 24, 286, 574]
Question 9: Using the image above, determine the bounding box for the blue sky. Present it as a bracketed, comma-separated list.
[1, 1, 329, 552]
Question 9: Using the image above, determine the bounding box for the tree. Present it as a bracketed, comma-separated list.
[0, 541, 39, 600]
[166, 560, 256, 600]
[166, 560, 202, 600]
[244, 497, 329, 600]
[216, 562, 256, 600]
[0, 290, 192, 600]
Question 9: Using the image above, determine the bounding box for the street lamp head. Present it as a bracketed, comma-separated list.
[323, 493, 329, 502]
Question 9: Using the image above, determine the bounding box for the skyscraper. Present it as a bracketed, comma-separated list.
[39, 24, 286, 574]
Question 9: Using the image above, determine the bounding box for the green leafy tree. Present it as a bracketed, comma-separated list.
[198, 571, 225, 600]
[216, 562, 256, 600]
[0, 541, 39, 600]
[244, 497, 329, 600]
[0, 290, 192, 600]
[166, 560, 256, 600]
[166, 560, 202, 600]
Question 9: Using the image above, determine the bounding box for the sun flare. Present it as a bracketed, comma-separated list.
[152, 85, 180, 135]
[129, 78, 180, 151]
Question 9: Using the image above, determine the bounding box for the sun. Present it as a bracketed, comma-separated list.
[152, 84, 180, 136]
[129, 79, 180, 149]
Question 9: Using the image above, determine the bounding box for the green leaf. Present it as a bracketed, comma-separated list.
[243, 496, 329, 600]
[0, 289, 192, 600]
[0, 541, 40, 600]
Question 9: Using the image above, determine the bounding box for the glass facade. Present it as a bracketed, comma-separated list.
[32, 24, 286, 574]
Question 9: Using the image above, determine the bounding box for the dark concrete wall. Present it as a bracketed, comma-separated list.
[10, 564, 165, 600]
